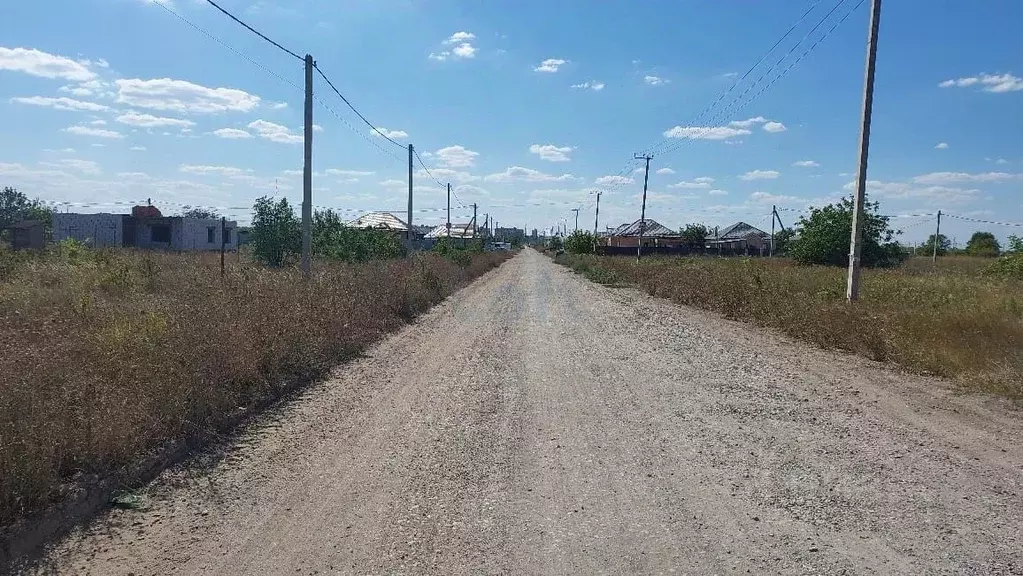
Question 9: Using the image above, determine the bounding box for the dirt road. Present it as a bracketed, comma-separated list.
[34, 249, 1022, 575]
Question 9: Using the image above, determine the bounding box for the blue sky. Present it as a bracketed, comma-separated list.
[1, 0, 1021, 245]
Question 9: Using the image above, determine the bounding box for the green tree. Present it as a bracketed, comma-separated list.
[251, 196, 300, 267]
[965, 231, 1000, 257]
[564, 230, 596, 254]
[917, 233, 951, 256]
[1, 186, 52, 231]
[788, 195, 904, 267]
[1008, 235, 1023, 253]
[679, 224, 709, 248]
[179, 206, 221, 220]
[773, 227, 796, 255]
[313, 209, 404, 262]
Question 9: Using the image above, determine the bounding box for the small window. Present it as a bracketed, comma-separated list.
[151, 224, 171, 243]
[223, 228, 232, 244]
[207, 227, 216, 243]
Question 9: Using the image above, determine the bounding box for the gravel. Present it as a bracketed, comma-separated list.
[29, 249, 1023, 575]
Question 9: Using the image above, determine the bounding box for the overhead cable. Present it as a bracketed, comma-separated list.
[204, 0, 304, 61]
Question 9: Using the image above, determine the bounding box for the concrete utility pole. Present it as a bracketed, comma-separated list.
[634, 153, 653, 260]
[220, 216, 226, 277]
[770, 205, 777, 257]
[593, 191, 601, 252]
[571, 208, 580, 232]
[446, 183, 452, 235]
[846, 0, 883, 302]
[932, 210, 942, 263]
[407, 144, 414, 244]
[472, 203, 478, 237]
[301, 54, 314, 278]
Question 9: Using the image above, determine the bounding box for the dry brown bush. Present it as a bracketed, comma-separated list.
[0, 247, 509, 527]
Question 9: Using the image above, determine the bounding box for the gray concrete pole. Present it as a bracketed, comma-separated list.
[301, 54, 314, 277]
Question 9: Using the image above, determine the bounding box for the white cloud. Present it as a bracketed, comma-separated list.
[939, 73, 1023, 93]
[844, 179, 981, 204]
[792, 160, 819, 167]
[380, 179, 406, 188]
[312, 124, 324, 132]
[911, 171, 1019, 185]
[643, 75, 667, 85]
[934, 142, 949, 150]
[130, 146, 147, 151]
[371, 127, 408, 139]
[0, 47, 97, 81]
[89, 119, 106, 126]
[484, 166, 580, 183]
[435, 145, 479, 168]
[708, 189, 728, 196]
[655, 167, 675, 175]
[271, 101, 288, 109]
[212, 128, 253, 139]
[451, 43, 476, 58]
[443, 31, 476, 44]
[763, 121, 786, 133]
[10, 96, 110, 112]
[739, 169, 780, 181]
[529, 144, 574, 162]
[570, 81, 605, 91]
[668, 177, 715, 189]
[996, 158, 1008, 165]
[115, 110, 195, 128]
[729, 116, 768, 129]
[115, 78, 260, 114]
[39, 158, 101, 175]
[750, 191, 798, 203]
[325, 169, 375, 177]
[179, 164, 251, 176]
[64, 125, 124, 139]
[415, 167, 479, 183]
[595, 175, 633, 186]
[247, 119, 301, 143]
[663, 125, 750, 140]
[535, 59, 567, 73]
[429, 52, 451, 61]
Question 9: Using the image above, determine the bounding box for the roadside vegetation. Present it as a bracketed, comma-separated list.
[0, 191, 511, 529]
[555, 194, 1023, 401]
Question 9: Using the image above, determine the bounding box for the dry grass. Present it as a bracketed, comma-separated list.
[0, 246, 509, 527]
[556, 254, 1023, 401]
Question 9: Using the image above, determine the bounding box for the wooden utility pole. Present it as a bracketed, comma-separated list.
[472, 203, 478, 237]
[932, 210, 942, 263]
[770, 205, 777, 257]
[846, 0, 883, 302]
[301, 54, 314, 278]
[407, 144, 414, 244]
[634, 153, 653, 260]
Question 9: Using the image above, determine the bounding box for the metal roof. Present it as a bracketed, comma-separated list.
[709, 221, 769, 240]
[425, 223, 476, 239]
[347, 212, 408, 231]
[610, 218, 678, 237]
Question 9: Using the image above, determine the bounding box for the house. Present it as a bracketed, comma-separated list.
[7, 220, 46, 250]
[706, 221, 771, 254]
[347, 212, 409, 232]
[53, 207, 238, 251]
[606, 218, 682, 248]
[425, 223, 476, 239]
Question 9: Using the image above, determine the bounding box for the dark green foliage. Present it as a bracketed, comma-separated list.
[1007, 235, 1023, 253]
[679, 224, 710, 248]
[917, 234, 951, 256]
[789, 195, 904, 268]
[966, 231, 1000, 257]
[1, 186, 52, 236]
[179, 207, 221, 220]
[773, 228, 796, 255]
[564, 230, 596, 254]
[313, 209, 404, 262]
[250, 197, 300, 267]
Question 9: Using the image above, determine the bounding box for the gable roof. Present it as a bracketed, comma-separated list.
[710, 221, 769, 240]
[610, 218, 677, 237]
[347, 212, 408, 231]
[425, 223, 476, 239]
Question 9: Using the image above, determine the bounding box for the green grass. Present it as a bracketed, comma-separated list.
[555, 253, 1023, 401]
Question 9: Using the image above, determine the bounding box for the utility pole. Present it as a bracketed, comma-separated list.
[770, 205, 777, 257]
[407, 144, 414, 245]
[446, 183, 452, 236]
[932, 210, 942, 263]
[571, 208, 580, 232]
[634, 153, 653, 260]
[593, 191, 601, 252]
[846, 0, 882, 302]
[220, 216, 226, 277]
[472, 203, 478, 237]
[301, 54, 314, 278]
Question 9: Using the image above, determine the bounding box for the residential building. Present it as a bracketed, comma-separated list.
[606, 218, 682, 248]
[425, 223, 476, 239]
[347, 212, 409, 232]
[53, 208, 238, 251]
[706, 221, 771, 253]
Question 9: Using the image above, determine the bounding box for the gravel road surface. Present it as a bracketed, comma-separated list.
[33, 249, 1023, 575]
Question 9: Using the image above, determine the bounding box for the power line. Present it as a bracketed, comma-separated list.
[312, 94, 405, 163]
[313, 64, 407, 149]
[944, 214, 1023, 229]
[203, 0, 304, 61]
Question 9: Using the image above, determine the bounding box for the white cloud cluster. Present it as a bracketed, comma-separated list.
[750, 191, 798, 203]
[430, 31, 477, 61]
[570, 81, 605, 91]
[247, 120, 301, 143]
[594, 175, 633, 186]
[644, 75, 667, 85]
[212, 128, 253, 139]
[484, 167, 579, 183]
[934, 142, 949, 150]
[435, 145, 479, 168]
[844, 179, 981, 204]
[371, 127, 408, 139]
[663, 126, 749, 140]
[115, 78, 260, 114]
[0, 47, 97, 81]
[655, 167, 675, 175]
[64, 125, 124, 139]
[739, 169, 780, 181]
[939, 73, 1023, 93]
[792, 160, 819, 167]
[911, 171, 1019, 185]
[730, 116, 786, 132]
[116, 111, 195, 128]
[10, 95, 110, 112]
[668, 176, 714, 189]
[535, 59, 567, 73]
[179, 164, 252, 177]
[529, 144, 573, 162]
